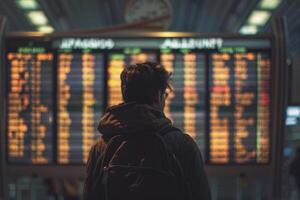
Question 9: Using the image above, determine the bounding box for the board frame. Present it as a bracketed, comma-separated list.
[3, 32, 276, 182]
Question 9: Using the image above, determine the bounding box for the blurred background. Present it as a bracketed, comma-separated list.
[0, 0, 300, 199]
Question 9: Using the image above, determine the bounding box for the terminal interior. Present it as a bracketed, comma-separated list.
[0, 0, 300, 199]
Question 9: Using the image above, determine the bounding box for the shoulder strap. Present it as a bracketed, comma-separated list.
[101, 135, 126, 169]
[157, 125, 186, 184]
[91, 135, 126, 193]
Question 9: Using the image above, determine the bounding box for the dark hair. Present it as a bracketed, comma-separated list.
[120, 62, 172, 105]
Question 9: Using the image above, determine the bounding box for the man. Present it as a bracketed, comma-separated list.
[83, 62, 211, 200]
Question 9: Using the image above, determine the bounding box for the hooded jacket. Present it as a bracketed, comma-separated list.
[83, 102, 211, 200]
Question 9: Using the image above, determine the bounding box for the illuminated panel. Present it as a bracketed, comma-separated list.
[107, 51, 157, 107]
[58, 53, 104, 164]
[256, 53, 270, 163]
[7, 47, 53, 164]
[234, 53, 257, 163]
[209, 53, 231, 163]
[161, 50, 206, 152]
[4, 37, 271, 166]
[208, 52, 271, 164]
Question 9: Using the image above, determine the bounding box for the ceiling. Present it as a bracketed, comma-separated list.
[274, 0, 300, 56]
[0, 0, 299, 55]
[0, 0, 258, 32]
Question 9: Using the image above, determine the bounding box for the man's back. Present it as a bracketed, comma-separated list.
[83, 103, 211, 200]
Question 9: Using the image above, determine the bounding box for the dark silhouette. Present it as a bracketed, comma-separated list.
[290, 147, 300, 194]
[83, 62, 211, 200]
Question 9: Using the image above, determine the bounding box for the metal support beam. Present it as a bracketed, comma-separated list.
[271, 16, 289, 200]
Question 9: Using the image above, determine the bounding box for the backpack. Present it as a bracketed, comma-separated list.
[93, 126, 191, 200]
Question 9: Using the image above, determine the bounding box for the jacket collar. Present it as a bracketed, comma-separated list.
[98, 102, 172, 141]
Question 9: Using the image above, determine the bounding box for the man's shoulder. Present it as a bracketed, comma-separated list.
[90, 137, 107, 155]
[162, 126, 199, 153]
[162, 126, 194, 141]
[91, 127, 199, 156]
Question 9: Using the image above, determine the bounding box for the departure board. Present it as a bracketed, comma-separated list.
[4, 36, 272, 165]
[161, 50, 206, 153]
[57, 52, 104, 164]
[6, 40, 53, 164]
[208, 52, 270, 164]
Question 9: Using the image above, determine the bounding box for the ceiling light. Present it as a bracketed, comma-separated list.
[248, 10, 271, 26]
[38, 25, 54, 33]
[259, 0, 282, 9]
[27, 11, 48, 25]
[17, 0, 39, 9]
[239, 25, 258, 35]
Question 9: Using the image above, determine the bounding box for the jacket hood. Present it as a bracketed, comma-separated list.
[98, 102, 172, 141]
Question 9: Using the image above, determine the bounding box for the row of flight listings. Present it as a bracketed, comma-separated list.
[6, 38, 271, 165]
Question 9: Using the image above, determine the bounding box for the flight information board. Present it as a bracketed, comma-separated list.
[161, 50, 206, 153]
[208, 52, 270, 164]
[4, 36, 272, 165]
[6, 39, 53, 164]
[57, 52, 105, 164]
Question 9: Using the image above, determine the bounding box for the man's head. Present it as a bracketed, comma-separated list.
[120, 62, 172, 111]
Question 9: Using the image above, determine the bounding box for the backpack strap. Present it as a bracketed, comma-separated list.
[101, 135, 126, 169]
[99, 135, 129, 200]
[90, 135, 126, 198]
[156, 125, 188, 196]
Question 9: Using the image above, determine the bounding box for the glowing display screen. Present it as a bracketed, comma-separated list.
[57, 52, 104, 164]
[208, 52, 270, 164]
[5, 36, 271, 164]
[160, 50, 206, 154]
[6, 39, 53, 164]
